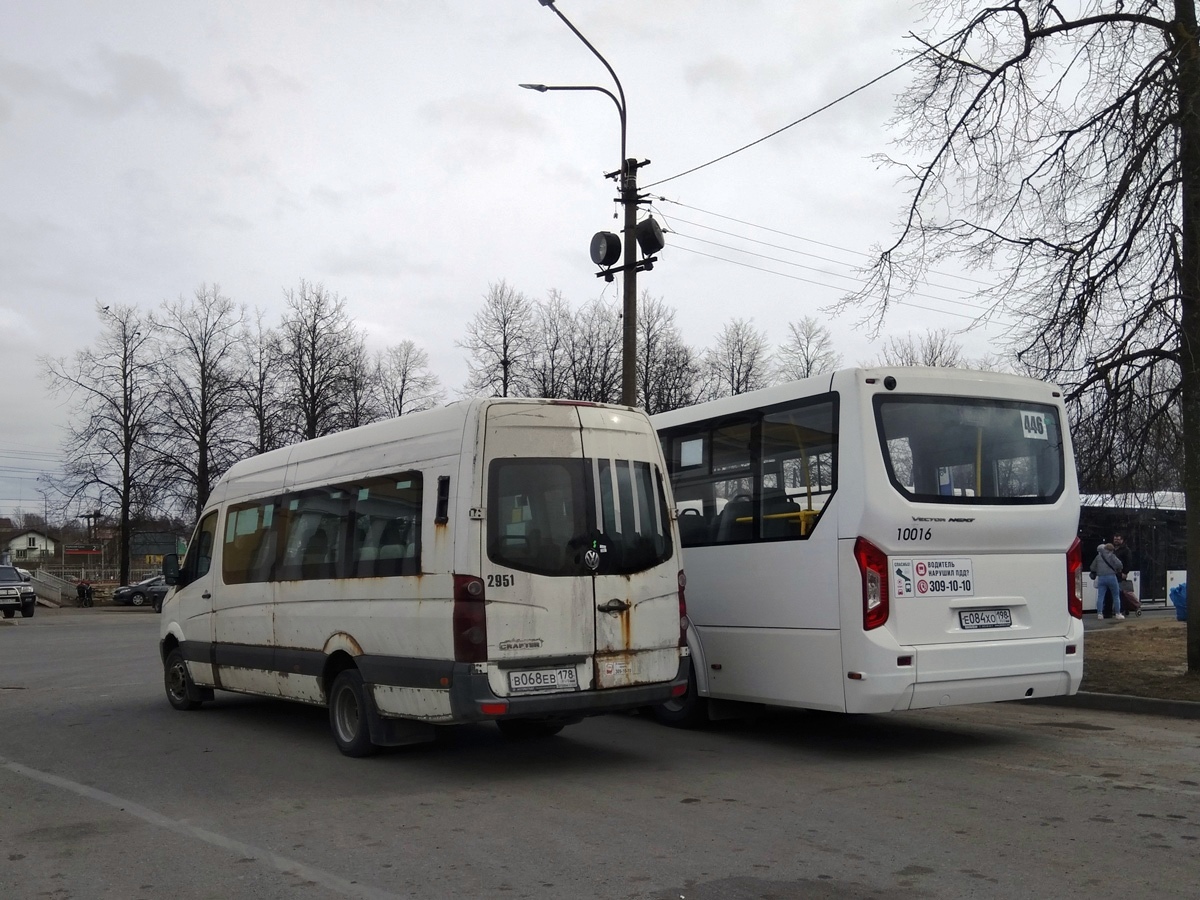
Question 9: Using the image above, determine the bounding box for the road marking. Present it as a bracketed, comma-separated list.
[0, 755, 400, 900]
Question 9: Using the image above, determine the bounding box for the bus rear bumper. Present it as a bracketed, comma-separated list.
[845, 636, 1084, 713]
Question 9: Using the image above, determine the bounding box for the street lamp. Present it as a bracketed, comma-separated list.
[523, 0, 664, 408]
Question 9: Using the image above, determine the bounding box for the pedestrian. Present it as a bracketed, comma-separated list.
[1090, 542, 1124, 621]
[1111, 532, 1135, 616]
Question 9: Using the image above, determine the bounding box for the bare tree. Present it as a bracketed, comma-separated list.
[704, 318, 772, 399]
[637, 293, 703, 413]
[845, 1, 1200, 664]
[567, 297, 622, 404]
[41, 303, 162, 585]
[458, 280, 537, 397]
[777, 316, 843, 381]
[278, 281, 359, 440]
[339, 330, 382, 430]
[874, 328, 965, 368]
[237, 309, 288, 456]
[376, 340, 445, 416]
[526, 290, 574, 400]
[153, 285, 247, 519]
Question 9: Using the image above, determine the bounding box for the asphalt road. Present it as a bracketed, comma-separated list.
[2, 608, 1197, 899]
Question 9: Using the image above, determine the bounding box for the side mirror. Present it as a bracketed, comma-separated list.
[163, 553, 180, 586]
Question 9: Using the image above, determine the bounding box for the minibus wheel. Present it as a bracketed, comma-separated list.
[496, 719, 566, 739]
[164, 648, 202, 711]
[329, 669, 380, 757]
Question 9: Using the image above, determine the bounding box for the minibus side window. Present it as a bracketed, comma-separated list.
[350, 473, 423, 577]
[223, 499, 279, 584]
[278, 488, 350, 581]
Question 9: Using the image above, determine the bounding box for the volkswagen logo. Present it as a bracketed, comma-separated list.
[583, 548, 601, 571]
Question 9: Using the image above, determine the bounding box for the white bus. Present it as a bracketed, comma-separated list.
[160, 398, 688, 755]
[651, 367, 1083, 724]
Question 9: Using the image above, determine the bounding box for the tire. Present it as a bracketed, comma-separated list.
[164, 647, 202, 711]
[2, 610, 13, 620]
[651, 660, 708, 728]
[329, 669, 379, 757]
[495, 719, 566, 740]
[20, 602, 35, 619]
[130, 592, 146, 607]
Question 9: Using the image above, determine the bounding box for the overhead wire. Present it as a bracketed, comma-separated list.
[666, 244, 996, 326]
[643, 39, 947, 191]
[655, 199, 999, 288]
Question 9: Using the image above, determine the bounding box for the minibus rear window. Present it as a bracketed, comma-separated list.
[487, 458, 673, 576]
[875, 396, 1065, 504]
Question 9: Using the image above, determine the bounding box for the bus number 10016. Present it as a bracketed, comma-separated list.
[897, 527, 932, 541]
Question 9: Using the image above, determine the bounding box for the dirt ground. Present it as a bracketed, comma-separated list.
[1084, 613, 1200, 702]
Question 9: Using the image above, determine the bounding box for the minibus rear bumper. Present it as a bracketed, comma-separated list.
[447, 657, 690, 722]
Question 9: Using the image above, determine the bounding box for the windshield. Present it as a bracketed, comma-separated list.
[487, 457, 673, 577]
[875, 395, 1065, 504]
[0, 567, 20, 583]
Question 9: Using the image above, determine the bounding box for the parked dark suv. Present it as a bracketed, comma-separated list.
[0, 565, 36, 619]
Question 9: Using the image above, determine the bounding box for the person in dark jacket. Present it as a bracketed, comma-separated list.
[1111, 532, 1134, 616]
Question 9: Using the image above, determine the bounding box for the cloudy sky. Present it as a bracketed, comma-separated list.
[0, 1, 1012, 519]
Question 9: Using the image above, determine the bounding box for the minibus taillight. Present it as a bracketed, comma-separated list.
[453, 574, 488, 663]
[677, 570, 689, 646]
[1066, 537, 1083, 619]
[854, 537, 889, 630]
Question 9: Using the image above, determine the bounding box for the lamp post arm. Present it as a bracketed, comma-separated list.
[537, 1, 628, 172]
[520, 83, 625, 170]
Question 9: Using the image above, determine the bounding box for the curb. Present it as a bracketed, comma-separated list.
[1028, 691, 1200, 720]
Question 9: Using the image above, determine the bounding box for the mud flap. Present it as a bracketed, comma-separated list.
[363, 687, 437, 747]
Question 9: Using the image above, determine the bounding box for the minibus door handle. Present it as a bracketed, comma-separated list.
[202, 591, 211, 599]
[597, 598, 630, 614]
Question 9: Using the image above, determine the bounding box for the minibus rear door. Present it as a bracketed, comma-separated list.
[575, 405, 681, 690]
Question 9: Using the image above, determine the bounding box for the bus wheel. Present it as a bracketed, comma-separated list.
[496, 719, 565, 740]
[164, 648, 202, 711]
[329, 669, 380, 757]
[651, 660, 708, 728]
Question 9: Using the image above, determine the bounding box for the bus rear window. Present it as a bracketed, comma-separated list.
[875, 396, 1064, 504]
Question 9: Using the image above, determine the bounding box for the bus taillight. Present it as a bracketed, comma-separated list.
[1066, 537, 1083, 619]
[453, 574, 488, 662]
[854, 537, 889, 630]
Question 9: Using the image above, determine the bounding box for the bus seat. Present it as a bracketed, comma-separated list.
[715, 499, 754, 543]
[677, 510, 712, 546]
[762, 489, 802, 538]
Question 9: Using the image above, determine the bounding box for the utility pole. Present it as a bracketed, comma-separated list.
[526, 1, 664, 409]
[621, 157, 639, 407]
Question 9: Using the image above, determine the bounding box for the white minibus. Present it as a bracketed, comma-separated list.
[650, 367, 1083, 724]
[160, 398, 688, 755]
